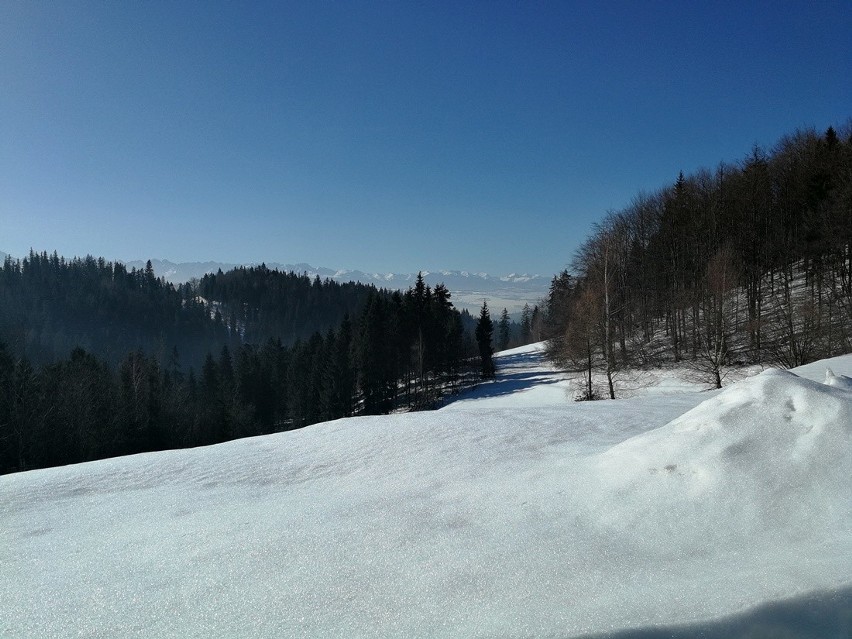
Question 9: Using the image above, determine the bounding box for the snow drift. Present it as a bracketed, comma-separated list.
[824, 368, 852, 391]
[588, 368, 852, 544]
[1, 348, 851, 638]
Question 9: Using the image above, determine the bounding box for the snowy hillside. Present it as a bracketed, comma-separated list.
[2, 346, 851, 637]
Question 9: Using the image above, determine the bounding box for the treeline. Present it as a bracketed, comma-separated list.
[545, 124, 852, 396]
[0, 270, 483, 474]
[0, 253, 404, 369]
[197, 265, 379, 346]
[0, 251, 230, 368]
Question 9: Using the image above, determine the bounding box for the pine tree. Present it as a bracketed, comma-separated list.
[521, 303, 532, 343]
[475, 301, 495, 379]
[356, 293, 394, 414]
[497, 308, 511, 351]
[0, 342, 17, 472]
[319, 317, 354, 420]
[200, 353, 223, 443]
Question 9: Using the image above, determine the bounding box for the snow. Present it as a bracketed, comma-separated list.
[442, 343, 765, 409]
[824, 368, 852, 390]
[2, 345, 851, 637]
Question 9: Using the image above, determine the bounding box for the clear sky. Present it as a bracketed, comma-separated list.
[1, 1, 850, 276]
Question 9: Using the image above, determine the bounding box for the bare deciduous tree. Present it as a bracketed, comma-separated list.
[693, 245, 740, 388]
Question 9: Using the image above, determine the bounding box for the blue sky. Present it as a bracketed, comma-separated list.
[1, 1, 850, 276]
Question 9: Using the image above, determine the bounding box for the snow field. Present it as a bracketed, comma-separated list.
[1, 345, 851, 637]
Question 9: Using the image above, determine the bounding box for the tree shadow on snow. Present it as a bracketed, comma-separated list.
[495, 349, 549, 369]
[442, 350, 563, 406]
[578, 585, 852, 639]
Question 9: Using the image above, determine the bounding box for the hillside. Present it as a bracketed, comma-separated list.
[0, 257, 484, 475]
[0, 252, 228, 368]
[543, 126, 852, 387]
[2, 344, 850, 637]
[124, 258, 550, 315]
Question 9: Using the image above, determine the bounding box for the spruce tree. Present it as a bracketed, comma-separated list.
[475, 301, 495, 379]
[497, 308, 511, 351]
[356, 293, 394, 414]
[521, 303, 532, 343]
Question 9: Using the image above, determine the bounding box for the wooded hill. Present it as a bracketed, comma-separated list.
[0, 252, 230, 368]
[197, 265, 380, 347]
[0, 252, 395, 369]
[0, 257, 484, 474]
[545, 124, 852, 397]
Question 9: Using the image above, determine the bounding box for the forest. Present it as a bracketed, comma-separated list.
[0, 257, 503, 474]
[4, 122, 848, 473]
[543, 125, 852, 397]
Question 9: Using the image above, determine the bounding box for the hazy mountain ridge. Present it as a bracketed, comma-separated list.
[0, 252, 550, 314]
[124, 258, 547, 287]
[125, 259, 551, 314]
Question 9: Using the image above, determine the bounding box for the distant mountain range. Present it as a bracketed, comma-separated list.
[0, 251, 551, 315]
[124, 259, 552, 316]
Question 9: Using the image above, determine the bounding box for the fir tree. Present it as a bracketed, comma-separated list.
[497, 308, 511, 351]
[521, 303, 532, 343]
[475, 301, 495, 379]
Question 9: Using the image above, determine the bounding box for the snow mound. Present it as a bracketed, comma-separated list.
[586, 368, 852, 550]
[824, 368, 852, 391]
[790, 352, 852, 383]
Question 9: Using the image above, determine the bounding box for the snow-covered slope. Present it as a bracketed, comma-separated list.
[2, 347, 851, 638]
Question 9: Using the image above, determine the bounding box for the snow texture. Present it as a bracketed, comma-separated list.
[1, 345, 851, 638]
[824, 368, 852, 391]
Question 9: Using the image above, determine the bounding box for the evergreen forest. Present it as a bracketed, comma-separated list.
[0, 257, 488, 474]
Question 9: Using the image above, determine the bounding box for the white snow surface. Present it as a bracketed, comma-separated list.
[823, 368, 852, 391]
[2, 345, 852, 638]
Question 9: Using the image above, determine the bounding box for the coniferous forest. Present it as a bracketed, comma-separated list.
[543, 125, 852, 396]
[0, 256, 483, 474]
